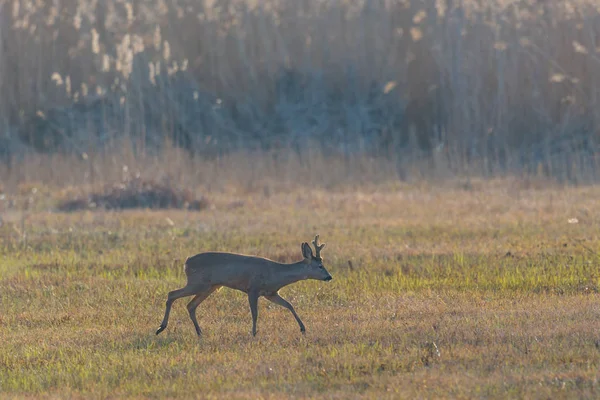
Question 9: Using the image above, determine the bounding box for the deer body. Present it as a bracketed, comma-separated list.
[184, 253, 312, 294]
[156, 236, 332, 337]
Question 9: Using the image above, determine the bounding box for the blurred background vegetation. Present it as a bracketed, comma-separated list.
[2, 0, 600, 187]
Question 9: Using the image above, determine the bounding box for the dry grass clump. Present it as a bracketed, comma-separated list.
[56, 176, 209, 212]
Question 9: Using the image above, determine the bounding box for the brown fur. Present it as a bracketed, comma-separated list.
[156, 235, 332, 337]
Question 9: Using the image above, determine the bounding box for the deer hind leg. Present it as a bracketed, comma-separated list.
[186, 285, 220, 337]
[156, 285, 198, 335]
[264, 293, 306, 334]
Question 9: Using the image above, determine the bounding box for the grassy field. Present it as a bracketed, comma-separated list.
[4, 0, 600, 397]
[1, 178, 600, 398]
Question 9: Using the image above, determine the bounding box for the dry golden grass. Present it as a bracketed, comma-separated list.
[2, 176, 600, 398]
[3, 0, 600, 396]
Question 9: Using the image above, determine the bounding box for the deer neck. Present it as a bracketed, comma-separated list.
[276, 260, 309, 286]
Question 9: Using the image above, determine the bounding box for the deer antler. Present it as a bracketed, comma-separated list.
[312, 235, 325, 259]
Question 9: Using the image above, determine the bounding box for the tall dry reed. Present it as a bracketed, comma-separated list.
[2, 0, 600, 185]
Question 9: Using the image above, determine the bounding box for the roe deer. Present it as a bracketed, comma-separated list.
[156, 235, 332, 337]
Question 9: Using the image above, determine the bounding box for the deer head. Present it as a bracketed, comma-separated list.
[301, 235, 332, 281]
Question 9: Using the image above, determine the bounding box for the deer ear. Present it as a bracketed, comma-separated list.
[301, 242, 313, 259]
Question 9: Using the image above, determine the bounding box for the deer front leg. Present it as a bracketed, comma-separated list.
[248, 291, 260, 336]
[264, 293, 306, 334]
